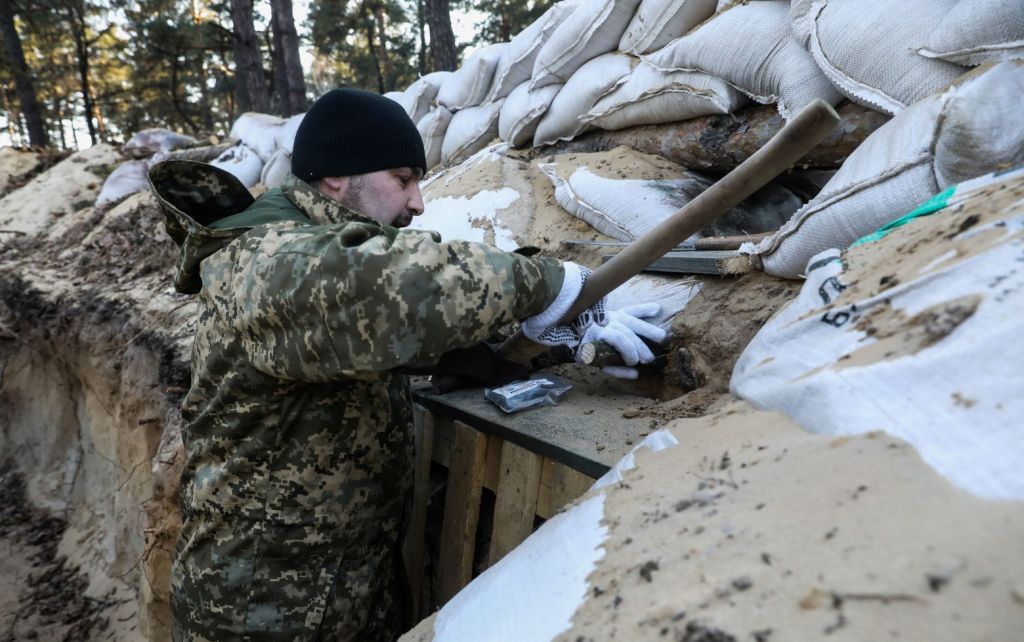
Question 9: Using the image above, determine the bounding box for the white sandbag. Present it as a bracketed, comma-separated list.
[95, 160, 150, 210]
[645, 0, 841, 120]
[260, 148, 291, 188]
[229, 112, 285, 162]
[919, 0, 1024, 65]
[209, 142, 263, 188]
[123, 128, 197, 158]
[498, 83, 562, 147]
[437, 43, 508, 110]
[581, 62, 746, 131]
[606, 275, 701, 330]
[794, 0, 966, 115]
[417, 107, 454, 170]
[542, 164, 800, 240]
[733, 167, 1024, 501]
[383, 90, 403, 102]
[533, 53, 636, 146]
[398, 71, 451, 123]
[750, 62, 1024, 279]
[441, 101, 504, 165]
[489, 1, 580, 101]
[530, 0, 643, 89]
[274, 113, 304, 155]
[618, 0, 716, 55]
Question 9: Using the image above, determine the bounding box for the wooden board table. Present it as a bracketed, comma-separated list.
[403, 366, 657, 615]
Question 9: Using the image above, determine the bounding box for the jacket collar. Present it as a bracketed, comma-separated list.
[282, 174, 386, 230]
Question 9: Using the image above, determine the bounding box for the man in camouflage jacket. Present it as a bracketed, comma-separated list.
[149, 88, 664, 641]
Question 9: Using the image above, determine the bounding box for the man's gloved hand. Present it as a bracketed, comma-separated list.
[522, 262, 667, 379]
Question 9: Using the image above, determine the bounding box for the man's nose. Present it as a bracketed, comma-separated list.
[408, 183, 425, 216]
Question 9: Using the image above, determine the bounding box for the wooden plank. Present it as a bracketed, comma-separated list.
[536, 458, 597, 520]
[436, 421, 489, 606]
[402, 405, 435, 622]
[431, 414, 455, 469]
[486, 442, 543, 568]
[483, 433, 503, 492]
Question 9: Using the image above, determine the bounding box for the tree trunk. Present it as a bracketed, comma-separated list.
[62, 0, 99, 145]
[373, 5, 392, 90]
[424, 0, 457, 72]
[417, 0, 426, 75]
[269, 0, 307, 115]
[229, 0, 270, 113]
[361, 3, 385, 93]
[0, 0, 49, 147]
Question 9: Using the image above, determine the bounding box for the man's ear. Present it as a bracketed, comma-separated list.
[317, 175, 350, 199]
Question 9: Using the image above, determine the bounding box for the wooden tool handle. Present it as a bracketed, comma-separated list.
[500, 99, 841, 364]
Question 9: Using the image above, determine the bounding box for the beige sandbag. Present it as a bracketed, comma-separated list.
[533, 53, 636, 146]
[618, 0, 716, 55]
[441, 101, 504, 165]
[750, 62, 1024, 278]
[417, 107, 454, 170]
[581, 61, 746, 131]
[229, 112, 285, 162]
[123, 128, 197, 158]
[498, 83, 562, 148]
[488, 0, 580, 101]
[398, 72, 452, 123]
[794, 0, 967, 115]
[645, 0, 842, 120]
[919, 0, 1024, 66]
[274, 112, 304, 155]
[209, 142, 264, 188]
[437, 43, 508, 110]
[530, 0, 643, 89]
[260, 148, 292, 188]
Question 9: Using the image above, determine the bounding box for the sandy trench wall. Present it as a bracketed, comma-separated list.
[0, 146, 192, 641]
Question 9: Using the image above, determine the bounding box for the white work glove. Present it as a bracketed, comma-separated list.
[522, 263, 667, 379]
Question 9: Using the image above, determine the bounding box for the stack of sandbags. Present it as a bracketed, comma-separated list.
[209, 111, 306, 188]
[123, 128, 197, 159]
[488, 0, 581, 101]
[733, 165, 1024, 501]
[748, 62, 1024, 278]
[97, 128, 199, 210]
[533, 53, 636, 146]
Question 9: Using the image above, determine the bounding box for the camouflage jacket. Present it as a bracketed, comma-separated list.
[148, 162, 563, 641]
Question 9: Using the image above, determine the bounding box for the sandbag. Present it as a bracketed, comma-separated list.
[733, 166, 1024, 501]
[209, 142, 263, 188]
[383, 90, 403, 102]
[441, 101, 504, 165]
[793, 0, 966, 115]
[274, 113, 304, 156]
[488, 1, 580, 101]
[618, 0, 716, 55]
[750, 62, 1024, 278]
[123, 128, 197, 158]
[919, 0, 1024, 65]
[260, 148, 291, 188]
[530, 0, 643, 89]
[418, 107, 454, 170]
[437, 43, 508, 110]
[580, 62, 746, 131]
[95, 160, 150, 210]
[498, 83, 562, 148]
[229, 112, 285, 162]
[645, 0, 842, 120]
[399, 72, 451, 123]
[542, 164, 800, 241]
[533, 53, 636, 146]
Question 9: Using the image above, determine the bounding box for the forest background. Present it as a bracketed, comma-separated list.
[0, 0, 548, 149]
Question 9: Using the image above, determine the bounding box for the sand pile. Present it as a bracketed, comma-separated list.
[0, 147, 42, 198]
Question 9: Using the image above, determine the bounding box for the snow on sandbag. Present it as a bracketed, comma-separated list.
[580, 61, 746, 132]
[541, 163, 800, 241]
[918, 0, 1024, 66]
[533, 53, 636, 146]
[96, 160, 151, 210]
[123, 128, 197, 158]
[417, 107, 454, 170]
[441, 101, 504, 165]
[398, 72, 451, 123]
[530, 0, 643, 89]
[750, 62, 1024, 278]
[498, 83, 562, 148]
[733, 167, 1024, 501]
[401, 399, 1024, 642]
[437, 43, 508, 110]
[645, 0, 842, 120]
[793, 0, 967, 115]
[260, 148, 291, 188]
[618, 0, 716, 55]
[209, 142, 263, 188]
[274, 112, 304, 155]
[230, 112, 285, 162]
[488, 0, 580, 101]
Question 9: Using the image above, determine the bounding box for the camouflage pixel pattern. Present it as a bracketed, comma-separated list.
[149, 162, 564, 641]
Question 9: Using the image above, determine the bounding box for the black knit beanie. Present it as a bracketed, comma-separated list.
[292, 87, 426, 181]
